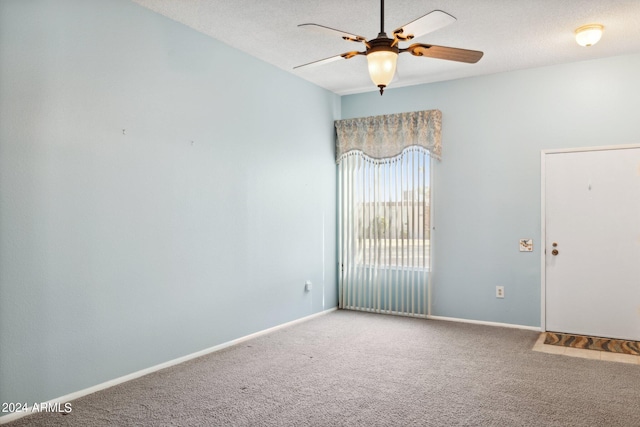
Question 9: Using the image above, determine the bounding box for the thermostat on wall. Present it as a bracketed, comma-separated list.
[519, 239, 533, 252]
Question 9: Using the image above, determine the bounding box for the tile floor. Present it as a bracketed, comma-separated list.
[532, 333, 640, 365]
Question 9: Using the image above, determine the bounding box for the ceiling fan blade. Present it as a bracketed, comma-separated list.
[401, 43, 483, 63]
[298, 23, 366, 43]
[294, 51, 365, 69]
[393, 10, 456, 41]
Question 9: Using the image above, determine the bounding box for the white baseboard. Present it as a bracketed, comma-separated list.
[0, 307, 337, 425]
[427, 315, 541, 332]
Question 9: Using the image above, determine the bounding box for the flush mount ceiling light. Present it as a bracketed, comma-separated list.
[575, 24, 604, 47]
[294, 0, 483, 95]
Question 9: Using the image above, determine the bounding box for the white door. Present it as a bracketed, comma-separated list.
[544, 146, 640, 341]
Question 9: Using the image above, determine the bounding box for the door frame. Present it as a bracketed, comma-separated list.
[540, 143, 640, 333]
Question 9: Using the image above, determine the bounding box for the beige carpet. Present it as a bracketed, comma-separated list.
[5, 311, 640, 426]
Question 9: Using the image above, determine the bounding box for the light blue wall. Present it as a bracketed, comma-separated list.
[342, 53, 640, 327]
[0, 0, 339, 409]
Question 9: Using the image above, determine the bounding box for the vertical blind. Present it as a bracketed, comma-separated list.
[338, 148, 430, 316]
[335, 110, 440, 318]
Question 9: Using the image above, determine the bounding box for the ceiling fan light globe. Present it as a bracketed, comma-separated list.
[367, 50, 398, 88]
[575, 24, 603, 47]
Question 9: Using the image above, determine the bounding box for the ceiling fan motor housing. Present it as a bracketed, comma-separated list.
[367, 33, 399, 55]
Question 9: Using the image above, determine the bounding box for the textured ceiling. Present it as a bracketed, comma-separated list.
[131, 0, 640, 95]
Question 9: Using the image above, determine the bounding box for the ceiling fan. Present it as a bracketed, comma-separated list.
[294, 0, 484, 95]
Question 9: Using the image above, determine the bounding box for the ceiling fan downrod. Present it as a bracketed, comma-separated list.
[380, 0, 385, 34]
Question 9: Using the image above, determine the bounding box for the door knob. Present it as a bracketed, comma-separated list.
[552, 249, 559, 256]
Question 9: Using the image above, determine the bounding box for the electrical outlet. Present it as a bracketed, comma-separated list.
[305, 281, 312, 292]
[496, 286, 504, 298]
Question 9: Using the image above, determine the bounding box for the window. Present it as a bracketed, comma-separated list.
[335, 110, 440, 317]
[338, 148, 431, 315]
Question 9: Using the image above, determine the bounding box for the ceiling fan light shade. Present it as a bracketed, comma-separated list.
[367, 50, 398, 89]
[575, 24, 604, 47]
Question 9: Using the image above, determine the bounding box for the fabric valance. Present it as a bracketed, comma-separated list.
[334, 110, 441, 162]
